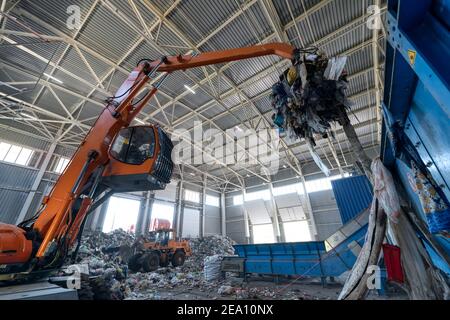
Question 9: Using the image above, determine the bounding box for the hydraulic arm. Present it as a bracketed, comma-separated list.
[0, 43, 295, 280]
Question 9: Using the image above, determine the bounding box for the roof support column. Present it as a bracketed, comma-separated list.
[173, 178, 184, 238]
[94, 197, 110, 232]
[298, 174, 318, 241]
[268, 182, 284, 242]
[242, 188, 251, 244]
[372, 0, 383, 143]
[201, 175, 207, 238]
[136, 191, 154, 237]
[220, 191, 226, 237]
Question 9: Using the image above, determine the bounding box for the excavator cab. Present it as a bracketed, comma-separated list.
[101, 125, 174, 193]
[109, 126, 156, 165]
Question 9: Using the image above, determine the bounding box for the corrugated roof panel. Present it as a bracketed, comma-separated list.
[273, 0, 322, 26]
[253, 95, 273, 114]
[168, 0, 242, 45]
[77, 4, 141, 62]
[223, 54, 281, 86]
[242, 73, 279, 98]
[179, 87, 213, 108]
[152, 0, 176, 13]
[200, 104, 228, 119]
[199, 2, 273, 52]
[347, 69, 375, 96]
[18, 0, 96, 38]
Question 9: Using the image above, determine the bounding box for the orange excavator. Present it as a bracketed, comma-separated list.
[0, 43, 295, 282]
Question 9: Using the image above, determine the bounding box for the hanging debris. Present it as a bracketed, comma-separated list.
[270, 47, 372, 180]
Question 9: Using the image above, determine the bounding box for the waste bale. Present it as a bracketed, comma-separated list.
[204, 255, 223, 282]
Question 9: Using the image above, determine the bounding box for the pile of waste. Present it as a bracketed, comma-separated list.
[124, 235, 236, 299]
[270, 47, 351, 175]
[184, 235, 236, 272]
[68, 231, 236, 300]
[67, 229, 136, 299]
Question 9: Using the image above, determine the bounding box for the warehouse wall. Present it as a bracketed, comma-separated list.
[0, 162, 39, 223]
[309, 190, 343, 240]
[205, 190, 221, 236]
[225, 191, 247, 244]
[224, 173, 350, 244]
[0, 130, 77, 224]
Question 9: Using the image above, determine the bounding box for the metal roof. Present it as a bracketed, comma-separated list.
[0, 0, 386, 192]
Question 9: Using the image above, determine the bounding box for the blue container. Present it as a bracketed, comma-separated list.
[232, 222, 368, 278]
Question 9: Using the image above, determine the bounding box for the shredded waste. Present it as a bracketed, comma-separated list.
[69, 230, 333, 300]
[270, 47, 352, 176]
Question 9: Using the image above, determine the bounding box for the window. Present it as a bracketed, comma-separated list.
[16, 148, 33, 166]
[283, 221, 312, 242]
[273, 183, 304, 196]
[205, 195, 220, 207]
[252, 224, 275, 244]
[304, 174, 350, 193]
[0, 141, 34, 166]
[54, 157, 70, 174]
[305, 177, 333, 193]
[184, 189, 200, 203]
[150, 202, 174, 230]
[245, 189, 270, 201]
[233, 194, 243, 206]
[102, 196, 140, 234]
[110, 126, 156, 165]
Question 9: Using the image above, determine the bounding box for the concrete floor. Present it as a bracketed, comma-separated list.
[141, 276, 409, 300]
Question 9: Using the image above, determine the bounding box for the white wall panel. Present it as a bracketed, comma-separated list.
[244, 200, 272, 225]
[182, 208, 200, 238]
[154, 181, 177, 201]
[278, 206, 306, 222]
[274, 193, 302, 208]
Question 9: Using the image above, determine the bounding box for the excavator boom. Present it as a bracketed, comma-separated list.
[0, 42, 295, 280]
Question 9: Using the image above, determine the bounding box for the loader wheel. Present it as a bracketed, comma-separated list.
[159, 254, 169, 268]
[171, 251, 186, 267]
[142, 252, 160, 272]
[128, 253, 143, 272]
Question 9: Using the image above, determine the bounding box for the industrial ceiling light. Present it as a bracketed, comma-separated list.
[135, 118, 145, 125]
[44, 73, 63, 84]
[184, 85, 196, 94]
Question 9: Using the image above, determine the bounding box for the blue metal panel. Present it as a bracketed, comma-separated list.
[381, 0, 450, 273]
[232, 224, 368, 278]
[331, 176, 373, 224]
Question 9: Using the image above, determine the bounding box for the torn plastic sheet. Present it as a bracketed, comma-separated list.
[324, 56, 348, 81]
